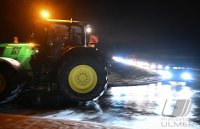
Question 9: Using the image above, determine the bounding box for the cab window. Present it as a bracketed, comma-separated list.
[47, 24, 69, 47]
[70, 26, 82, 45]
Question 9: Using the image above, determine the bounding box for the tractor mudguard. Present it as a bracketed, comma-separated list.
[0, 57, 27, 82]
[60, 46, 108, 67]
[0, 57, 26, 103]
[0, 57, 21, 71]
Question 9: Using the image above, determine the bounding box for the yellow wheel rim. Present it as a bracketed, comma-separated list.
[0, 74, 6, 94]
[68, 65, 97, 93]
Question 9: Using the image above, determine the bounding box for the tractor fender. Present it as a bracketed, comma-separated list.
[0, 57, 22, 71]
[59, 46, 108, 66]
[0, 57, 26, 82]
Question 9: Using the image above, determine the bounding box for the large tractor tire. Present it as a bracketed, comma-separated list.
[58, 56, 107, 102]
[0, 65, 21, 104]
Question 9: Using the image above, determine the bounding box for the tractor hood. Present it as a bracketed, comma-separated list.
[0, 43, 38, 70]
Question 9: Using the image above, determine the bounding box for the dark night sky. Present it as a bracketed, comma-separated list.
[0, 0, 200, 67]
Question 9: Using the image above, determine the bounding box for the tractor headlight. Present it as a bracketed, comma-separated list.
[161, 71, 173, 79]
[181, 72, 192, 80]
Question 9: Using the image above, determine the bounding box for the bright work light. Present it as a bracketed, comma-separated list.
[86, 27, 92, 33]
[40, 10, 50, 19]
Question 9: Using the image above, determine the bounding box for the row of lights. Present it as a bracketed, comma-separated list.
[112, 56, 192, 81]
[112, 56, 187, 71]
[112, 56, 170, 71]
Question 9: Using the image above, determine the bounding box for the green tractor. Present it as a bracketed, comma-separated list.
[0, 19, 108, 103]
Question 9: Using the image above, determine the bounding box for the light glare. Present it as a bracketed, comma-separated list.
[161, 71, 172, 79]
[181, 72, 192, 80]
[86, 27, 92, 33]
[40, 10, 50, 19]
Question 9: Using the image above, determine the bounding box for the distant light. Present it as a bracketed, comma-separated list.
[112, 56, 133, 65]
[157, 64, 163, 69]
[136, 61, 150, 69]
[173, 67, 178, 69]
[143, 62, 150, 67]
[170, 81, 186, 86]
[112, 56, 123, 62]
[112, 56, 166, 71]
[181, 72, 192, 80]
[164, 66, 170, 70]
[136, 61, 143, 66]
[132, 60, 137, 65]
[40, 10, 50, 19]
[161, 71, 172, 79]
[150, 64, 156, 69]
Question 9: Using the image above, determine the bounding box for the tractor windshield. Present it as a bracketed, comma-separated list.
[47, 24, 83, 46]
[46, 24, 84, 56]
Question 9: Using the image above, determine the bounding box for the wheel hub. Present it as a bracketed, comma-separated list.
[68, 65, 97, 93]
[0, 74, 6, 94]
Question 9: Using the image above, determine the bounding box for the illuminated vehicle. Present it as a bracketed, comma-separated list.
[0, 18, 107, 103]
[160, 68, 193, 85]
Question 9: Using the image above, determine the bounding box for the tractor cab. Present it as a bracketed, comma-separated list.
[31, 19, 97, 57]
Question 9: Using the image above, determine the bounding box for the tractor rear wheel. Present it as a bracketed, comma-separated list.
[0, 65, 21, 104]
[58, 57, 107, 102]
